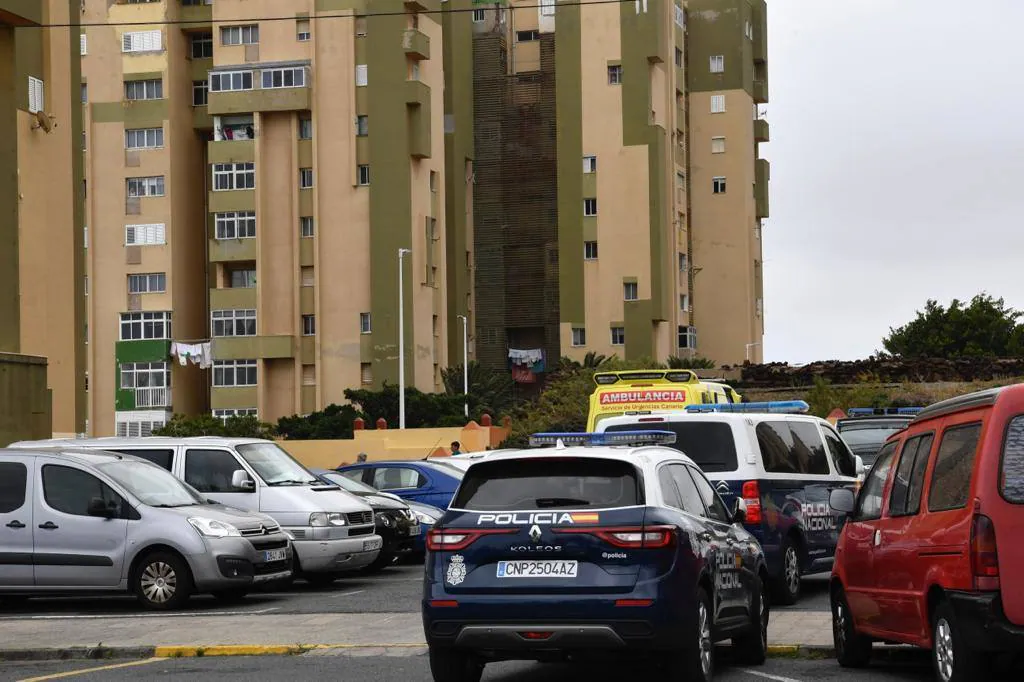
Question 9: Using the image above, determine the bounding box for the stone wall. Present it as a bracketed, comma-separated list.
[724, 357, 1024, 389]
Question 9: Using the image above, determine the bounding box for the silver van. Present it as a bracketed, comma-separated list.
[11, 437, 383, 584]
[0, 447, 293, 609]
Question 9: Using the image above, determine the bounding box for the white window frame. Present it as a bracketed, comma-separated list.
[674, 4, 685, 28]
[221, 25, 259, 46]
[611, 327, 625, 346]
[127, 273, 166, 294]
[125, 79, 163, 101]
[709, 55, 724, 73]
[356, 115, 368, 136]
[357, 165, 371, 186]
[299, 118, 313, 139]
[122, 30, 163, 54]
[300, 216, 315, 238]
[229, 268, 257, 289]
[212, 162, 255, 191]
[115, 412, 168, 438]
[80, 33, 88, 56]
[360, 312, 372, 334]
[212, 360, 258, 387]
[584, 240, 598, 260]
[710, 94, 726, 113]
[28, 77, 44, 114]
[540, 0, 556, 15]
[360, 363, 373, 385]
[209, 70, 254, 93]
[125, 127, 164, 150]
[302, 314, 316, 336]
[678, 325, 697, 349]
[119, 311, 172, 341]
[680, 294, 690, 311]
[583, 155, 597, 173]
[193, 80, 208, 106]
[297, 19, 311, 41]
[214, 211, 256, 239]
[299, 168, 314, 189]
[213, 408, 257, 423]
[711, 136, 725, 154]
[191, 32, 213, 59]
[583, 198, 598, 217]
[261, 67, 306, 90]
[571, 327, 586, 347]
[125, 223, 166, 246]
[472, 8, 485, 21]
[712, 176, 727, 194]
[211, 309, 257, 337]
[624, 282, 638, 301]
[355, 64, 368, 87]
[126, 176, 165, 198]
[679, 252, 688, 271]
[608, 65, 622, 85]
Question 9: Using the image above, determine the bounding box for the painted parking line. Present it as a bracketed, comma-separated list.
[0, 608, 279, 621]
[329, 590, 366, 599]
[16, 658, 159, 682]
[742, 669, 805, 682]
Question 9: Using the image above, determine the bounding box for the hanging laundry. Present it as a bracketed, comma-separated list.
[511, 365, 537, 384]
[198, 342, 213, 369]
[508, 348, 544, 365]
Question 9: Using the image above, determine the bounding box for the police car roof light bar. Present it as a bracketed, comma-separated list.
[528, 431, 678, 447]
[684, 400, 810, 415]
[846, 407, 923, 416]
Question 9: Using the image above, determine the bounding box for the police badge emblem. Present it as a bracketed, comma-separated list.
[446, 554, 467, 586]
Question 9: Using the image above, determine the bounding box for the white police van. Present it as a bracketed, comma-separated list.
[595, 401, 863, 605]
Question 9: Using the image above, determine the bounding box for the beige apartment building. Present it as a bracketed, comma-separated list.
[0, 0, 86, 443]
[83, 0, 446, 436]
[442, 0, 768, 376]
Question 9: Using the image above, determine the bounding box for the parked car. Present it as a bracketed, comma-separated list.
[836, 407, 922, 467]
[596, 400, 863, 605]
[11, 437, 382, 586]
[829, 386, 1024, 682]
[335, 460, 464, 509]
[0, 447, 293, 610]
[313, 470, 419, 571]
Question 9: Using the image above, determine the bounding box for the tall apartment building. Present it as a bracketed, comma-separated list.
[83, 0, 447, 437]
[0, 0, 87, 442]
[442, 0, 768, 375]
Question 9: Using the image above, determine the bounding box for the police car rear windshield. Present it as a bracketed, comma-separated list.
[451, 458, 642, 511]
[604, 422, 739, 472]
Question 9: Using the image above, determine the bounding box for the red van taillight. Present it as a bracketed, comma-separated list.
[553, 525, 676, 549]
[426, 528, 516, 551]
[970, 514, 1000, 591]
[742, 481, 762, 525]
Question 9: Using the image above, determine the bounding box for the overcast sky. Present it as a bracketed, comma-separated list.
[762, 0, 1024, 363]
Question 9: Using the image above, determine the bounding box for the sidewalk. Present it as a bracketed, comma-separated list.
[0, 610, 834, 659]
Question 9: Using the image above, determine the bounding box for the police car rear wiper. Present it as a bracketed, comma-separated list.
[535, 497, 590, 508]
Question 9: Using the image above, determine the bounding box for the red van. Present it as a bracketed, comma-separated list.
[828, 385, 1024, 682]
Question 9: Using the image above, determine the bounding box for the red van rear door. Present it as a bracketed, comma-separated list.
[996, 415, 1024, 626]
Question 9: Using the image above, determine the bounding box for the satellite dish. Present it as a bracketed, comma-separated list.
[33, 110, 56, 133]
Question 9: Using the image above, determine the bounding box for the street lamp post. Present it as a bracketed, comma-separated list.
[457, 315, 468, 417]
[398, 248, 411, 429]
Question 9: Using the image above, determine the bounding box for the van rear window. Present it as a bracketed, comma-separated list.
[756, 421, 831, 475]
[1001, 416, 1024, 503]
[604, 421, 739, 472]
[452, 458, 642, 511]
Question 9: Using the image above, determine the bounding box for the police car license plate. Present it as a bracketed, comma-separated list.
[496, 560, 578, 578]
[364, 537, 383, 551]
[265, 549, 287, 562]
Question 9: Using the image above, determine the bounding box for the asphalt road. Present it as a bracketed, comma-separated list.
[0, 566, 832, 619]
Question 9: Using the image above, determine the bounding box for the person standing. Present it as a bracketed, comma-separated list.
[450, 441, 462, 456]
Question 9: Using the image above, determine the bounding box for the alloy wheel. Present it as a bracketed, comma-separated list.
[698, 601, 713, 678]
[934, 617, 955, 682]
[784, 547, 800, 595]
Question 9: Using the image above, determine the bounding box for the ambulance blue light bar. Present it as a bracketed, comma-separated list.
[528, 431, 677, 447]
[684, 400, 810, 414]
[846, 407, 923, 417]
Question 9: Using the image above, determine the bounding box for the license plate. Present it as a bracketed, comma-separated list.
[264, 549, 287, 562]
[496, 560, 578, 578]
[364, 537, 383, 551]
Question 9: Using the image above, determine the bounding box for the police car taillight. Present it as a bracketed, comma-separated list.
[742, 481, 762, 524]
[426, 528, 516, 551]
[554, 525, 675, 549]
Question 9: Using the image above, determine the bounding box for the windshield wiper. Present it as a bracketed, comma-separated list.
[268, 479, 316, 487]
[535, 497, 591, 508]
[150, 503, 198, 508]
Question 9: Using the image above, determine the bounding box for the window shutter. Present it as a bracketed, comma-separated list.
[80, 34, 88, 55]
[355, 64, 368, 86]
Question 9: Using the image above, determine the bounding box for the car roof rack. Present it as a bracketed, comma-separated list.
[684, 400, 809, 414]
[528, 431, 677, 448]
[846, 407, 923, 417]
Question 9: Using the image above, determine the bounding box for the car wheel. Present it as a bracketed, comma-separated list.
[733, 575, 769, 665]
[427, 646, 483, 682]
[772, 537, 802, 606]
[211, 588, 249, 604]
[832, 585, 871, 668]
[932, 600, 989, 682]
[666, 587, 714, 682]
[134, 551, 193, 610]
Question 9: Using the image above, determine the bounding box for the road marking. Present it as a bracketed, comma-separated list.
[330, 590, 366, 599]
[741, 670, 805, 682]
[17, 657, 158, 681]
[1, 608, 279, 621]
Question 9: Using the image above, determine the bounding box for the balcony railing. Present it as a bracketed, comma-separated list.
[135, 387, 172, 409]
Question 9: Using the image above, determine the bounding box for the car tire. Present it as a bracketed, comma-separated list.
[771, 537, 802, 606]
[932, 600, 989, 682]
[211, 588, 249, 604]
[427, 647, 484, 682]
[832, 586, 871, 668]
[134, 551, 193, 610]
[666, 587, 714, 682]
[733, 575, 769, 665]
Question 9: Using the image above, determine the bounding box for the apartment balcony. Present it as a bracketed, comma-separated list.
[406, 79, 429, 106]
[754, 118, 769, 143]
[211, 386, 258, 410]
[210, 286, 256, 310]
[180, 0, 212, 26]
[625, 0, 669, 64]
[753, 79, 768, 104]
[208, 66, 311, 115]
[755, 158, 770, 218]
[212, 335, 294, 361]
[403, 29, 430, 61]
[209, 237, 257, 263]
[135, 387, 172, 409]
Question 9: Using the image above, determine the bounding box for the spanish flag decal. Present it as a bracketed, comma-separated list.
[569, 513, 600, 524]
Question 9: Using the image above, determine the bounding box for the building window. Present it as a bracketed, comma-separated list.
[678, 325, 697, 349]
[608, 65, 622, 85]
[571, 327, 586, 347]
[680, 294, 689, 311]
[213, 360, 257, 387]
[115, 418, 165, 438]
[711, 136, 725, 154]
[679, 252, 688, 271]
[81, 83, 87, 104]
[516, 30, 539, 42]
[674, 4, 685, 28]
[299, 168, 314, 189]
[709, 55, 724, 73]
[541, 0, 556, 15]
[297, 19, 311, 41]
[213, 162, 255, 191]
[674, 48, 683, 68]
[472, 8, 485, 21]
[127, 273, 166, 294]
[361, 363, 373, 385]
[302, 314, 316, 336]
[611, 327, 625, 346]
[360, 312, 372, 334]
[584, 240, 598, 260]
[215, 211, 256, 239]
[191, 32, 213, 59]
[211, 309, 256, 337]
[356, 64, 368, 86]
[125, 127, 164, 150]
[583, 198, 598, 216]
[713, 176, 726, 194]
[583, 155, 597, 173]
[710, 94, 725, 113]
[192, 80, 208, 106]
[624, 282, 638, 301]
[125, 223, 166, 246]
[745, 20, 753, 39]
[213, 408, 257, 423]
[356, 115, 368, 136]
[125, 79, 163, 100]
[126, 176, 165, 197]
[229, 267, 256, 289]
[80, 33, 87, 55]
[358, 165, 371, 186]
[302, 365, 316, 386]
[120, 312, 172, 341]
[300, 216, 315, 238]
[221, 25, 259, 45]
[430, 171, 438, 192]
[209, 71, 254, 92]
[120, 362, 171, 408]
[122, 30, 163, 53]
[299, 118, 313, 139]
[27, 77, 44, 113]
[261, 67, 306, 89]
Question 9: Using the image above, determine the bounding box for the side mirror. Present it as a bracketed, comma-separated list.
[855, 456, 866, 478]
[830, 488, 856, 514]
[732, 497, 748, 525]
[231, 470, 256, 491]
[88, 497, 116, 518]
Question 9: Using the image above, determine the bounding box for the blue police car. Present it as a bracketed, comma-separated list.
[422, 431, 770, 682]
[597, 401, 862, 605]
